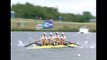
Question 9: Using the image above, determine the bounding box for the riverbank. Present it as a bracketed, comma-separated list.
[11, 18, 96, 32]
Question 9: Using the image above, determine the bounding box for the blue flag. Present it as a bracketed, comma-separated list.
[42, 20, 53, 29]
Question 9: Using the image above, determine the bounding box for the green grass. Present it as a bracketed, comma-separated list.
[11, 18, 96, 32]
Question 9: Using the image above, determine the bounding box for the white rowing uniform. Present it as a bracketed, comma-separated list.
[40, 36, 48, 45]
[48, 36, 55, 42]
[41, 36, 48, 40]
[60, 36, 66, 40]
[54, 35, 60, 42]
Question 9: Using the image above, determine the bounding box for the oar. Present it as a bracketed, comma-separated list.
[67, 41, 80, 46]
[24, 40, 40, 47]
[64, 41, 80, 48]
[66, 46, 75, 48]
[65, 44, 79, 48]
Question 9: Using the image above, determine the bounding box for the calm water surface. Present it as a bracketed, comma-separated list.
[11, 32, 96, 60]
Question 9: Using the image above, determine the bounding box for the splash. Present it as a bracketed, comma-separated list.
[17, 40, 24, 47]
[77, 54, 81, 56]
[90, 44, 96, 48]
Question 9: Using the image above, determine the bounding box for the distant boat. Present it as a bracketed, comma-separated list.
[78, 26, 89, 34]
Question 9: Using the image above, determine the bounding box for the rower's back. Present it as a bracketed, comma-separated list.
[54, 32, 61, 44]
[41, 33, 48, 45]
[60, 33, 66, 45]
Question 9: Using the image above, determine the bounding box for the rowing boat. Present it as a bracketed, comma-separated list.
[27, 44, 78, 49]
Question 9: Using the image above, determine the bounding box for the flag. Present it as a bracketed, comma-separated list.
[42, 20, 53, 29]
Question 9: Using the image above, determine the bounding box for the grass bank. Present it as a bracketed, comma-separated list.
[11, 18, 96, 32]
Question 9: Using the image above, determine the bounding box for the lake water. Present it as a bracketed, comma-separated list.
[11, 32, 96, 60]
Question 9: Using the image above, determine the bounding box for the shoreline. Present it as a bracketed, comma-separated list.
[11, 18, 96, 32]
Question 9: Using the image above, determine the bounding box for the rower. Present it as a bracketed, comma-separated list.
[41, 33, 48, 46]
[54, 32, 61, 45]
[48, 33, 55, 45]
[60, 33, 66, 45]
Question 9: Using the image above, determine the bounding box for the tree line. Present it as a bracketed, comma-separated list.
[11, 2, 96, 22]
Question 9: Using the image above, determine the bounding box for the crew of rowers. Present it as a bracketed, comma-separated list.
[40, 32, 66, 46]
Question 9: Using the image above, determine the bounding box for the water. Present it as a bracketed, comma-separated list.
[11, 32, 96, 60]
